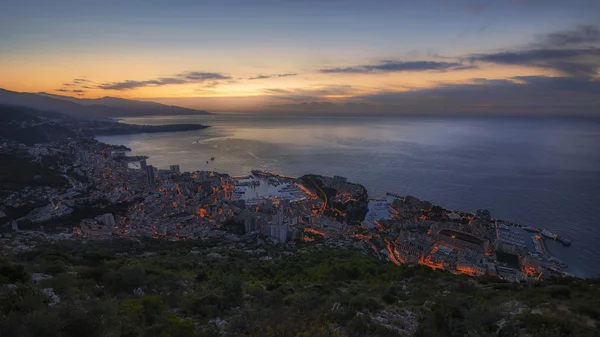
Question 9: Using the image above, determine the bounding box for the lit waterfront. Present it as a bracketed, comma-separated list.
[97, 114, 600, 278]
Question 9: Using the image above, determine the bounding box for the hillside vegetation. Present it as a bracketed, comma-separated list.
[0, 238, 598, 337]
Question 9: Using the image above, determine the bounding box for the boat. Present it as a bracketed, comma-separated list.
[523, 226, 541, 233]
[541, 230, 556, 239]
[557, 236, 571, 246]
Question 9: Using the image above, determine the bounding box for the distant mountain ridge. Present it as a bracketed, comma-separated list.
[0, 88, 211, 119]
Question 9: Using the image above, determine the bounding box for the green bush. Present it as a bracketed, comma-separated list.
[349, 294, 382, 311]
[0, 261, 29, 284]
[157, 314, 196, 337]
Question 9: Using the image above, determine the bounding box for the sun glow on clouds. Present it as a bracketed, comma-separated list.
[0, 4, 598, 115]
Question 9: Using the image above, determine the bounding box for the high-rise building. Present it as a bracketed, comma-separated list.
[147, 165, 156, 185]
[170, 165, 181, 174]
[139, 159, 147, 171]
[275, 208, 284, 226]
[263, 199, 273, 212]
[244, 216, 257, 233]
[277, 224, 288, 243]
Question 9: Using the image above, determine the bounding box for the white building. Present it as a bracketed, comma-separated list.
[103, 213, 116, 227]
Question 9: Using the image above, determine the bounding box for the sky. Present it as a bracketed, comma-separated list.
[1, 0, 599, 114]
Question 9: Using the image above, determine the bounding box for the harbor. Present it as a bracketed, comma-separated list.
[232, 171, 311, 205]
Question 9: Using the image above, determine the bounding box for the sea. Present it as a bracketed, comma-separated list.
[97, 114, 600, 278]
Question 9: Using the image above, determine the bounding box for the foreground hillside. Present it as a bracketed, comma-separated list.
[1, 237, 598, 337]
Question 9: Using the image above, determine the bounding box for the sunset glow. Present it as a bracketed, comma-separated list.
[1, 0, 599, 114]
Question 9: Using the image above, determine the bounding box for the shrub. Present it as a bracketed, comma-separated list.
[0, 261, 28, 284]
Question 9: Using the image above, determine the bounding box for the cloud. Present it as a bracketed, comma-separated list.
[318, 26, 600, 77]
[478, 21, 492, 33]
[54, 88, 87, 94]
[248, 73, 297, 80]
[468, 48, 600, 77]
[266, 76, 600, 115]
[97, 71, 231, 90]
[263, 85, 358, 101]
[539, 25, 600, 47]
[466, 26, 600, 77]
[320, 61, 476, 74]
[354, 76, 600, 115]
[57, 78, 98, 93]
[179, 72, 231, 81]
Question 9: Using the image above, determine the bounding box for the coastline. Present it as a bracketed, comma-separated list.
[88, 122, 209, 136]
[91, 115, 598, 278]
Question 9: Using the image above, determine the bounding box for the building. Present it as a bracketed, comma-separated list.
[147, 165, 156, 185]
[201, 181, 212, 193]
[139, 159, 147, 171]
[263, 199, 273, 212]
[111, 150, 126, 158]
[275, 208, 284, 226]
[103, 213, 116, 227]
[261, 220, 290, 243]
[244, 216, 257, 233]
[456, 251, 486, 276]
[429, 245, 457, 269]
[277, 223, 289, 242]
[279, 198, 290, 209]
[170, 165, 181, 175]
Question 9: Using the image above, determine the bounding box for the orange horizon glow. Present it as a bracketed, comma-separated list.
[2, 1, 598, 114]
[0, 63, 560, 112]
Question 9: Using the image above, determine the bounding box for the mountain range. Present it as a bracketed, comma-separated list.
[0, 88, 211, 119]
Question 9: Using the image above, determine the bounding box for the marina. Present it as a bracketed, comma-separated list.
[363, 197, 394, 228]
[232, 171, 311, 205]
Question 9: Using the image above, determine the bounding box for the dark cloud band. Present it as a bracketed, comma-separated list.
[320, 61, 475, 74]
[98, 72, 231, 90]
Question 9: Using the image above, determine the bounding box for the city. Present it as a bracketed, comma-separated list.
[1, 117, 573, 283]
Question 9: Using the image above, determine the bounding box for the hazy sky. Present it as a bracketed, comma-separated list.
[1, 0, 599, 114]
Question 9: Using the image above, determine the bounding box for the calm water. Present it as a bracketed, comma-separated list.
[97, 114, 600, 278]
